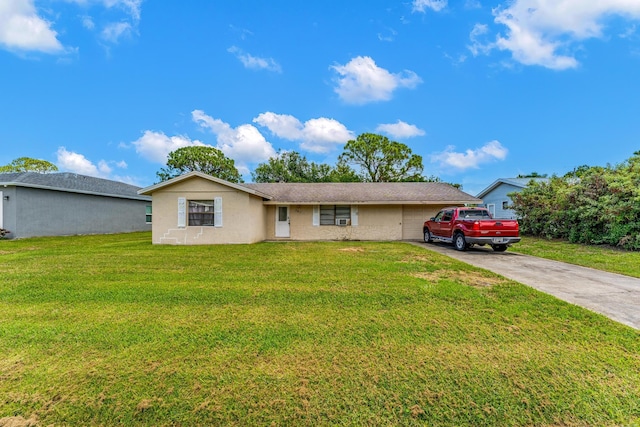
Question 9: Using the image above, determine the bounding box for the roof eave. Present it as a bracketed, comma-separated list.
[138, 171, 273, 200]
[4, 181, 151, 201]
[262, 199, 481, 205]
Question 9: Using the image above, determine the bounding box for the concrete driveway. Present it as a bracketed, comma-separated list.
[412, 242, 640, 330]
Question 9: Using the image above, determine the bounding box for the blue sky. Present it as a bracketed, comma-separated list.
[2, 0, 640, 195]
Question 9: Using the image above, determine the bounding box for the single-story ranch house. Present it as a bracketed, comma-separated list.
[0, 172, 152, 239]
[138, 171, 482, 245]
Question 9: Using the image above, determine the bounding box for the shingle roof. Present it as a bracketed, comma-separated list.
[0, 172, 150, 201]
[243, 182, 481, 205]
[138, 171, 481, 204]
[476, 177, 549, 199]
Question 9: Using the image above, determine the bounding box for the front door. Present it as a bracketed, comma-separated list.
[275, 205, 290, 238]
[0, 191, 3, 229]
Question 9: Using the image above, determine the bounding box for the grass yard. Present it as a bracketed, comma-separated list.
[513, 237, 640, 278]
[0, 232, 639, 426]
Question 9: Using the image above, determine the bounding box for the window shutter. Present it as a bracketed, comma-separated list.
[312, 205, 319, 226]
[214, 197, 223, 227]
[351, 205, 358, 226]
[177, 197, 186, 227]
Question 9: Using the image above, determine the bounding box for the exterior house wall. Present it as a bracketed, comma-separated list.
[481, 183, 521, 219]
[265, 204, 447, 241]
[4, 187, 150, 239]
[150, 177, 266, 245]
[140, 172, 483, 245]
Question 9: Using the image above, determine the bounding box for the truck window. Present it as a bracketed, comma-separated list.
[441, 211, 453, 222]
[459, 209, 491, 219]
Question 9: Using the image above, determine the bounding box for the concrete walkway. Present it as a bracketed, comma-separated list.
[412, 242, 640, 330]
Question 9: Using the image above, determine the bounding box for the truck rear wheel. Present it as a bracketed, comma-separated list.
[454, 233, 467, 251]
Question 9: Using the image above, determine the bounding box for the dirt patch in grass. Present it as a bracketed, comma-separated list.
[0, 415, 39, 427]
[412, 270, 508, 288]
[338, 247, 365, 253]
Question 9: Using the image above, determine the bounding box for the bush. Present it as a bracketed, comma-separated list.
[510, 152, 640, 251]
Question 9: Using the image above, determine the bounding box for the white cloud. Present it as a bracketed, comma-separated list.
[101, 21, 132, 43]
[0, 0, 64, 53]
[468, 24, 493, 56]
[331, 56, 422, 104]
[432, 140, 508, 170]
[377, 27, 398, 42]
[484, 1, 640, 70]
[70, 0, 142, 22]
[192, 110, 276, 166]
[81, 15, 95, 30]
[376, 120, 425, 139]
[254, 112, 354, 153]
[412, 0, 447, 13]
[299, 118, 355, 153]
[56, 147, 127, 178]
[131, 131, 205, 164]
[104, 0, 142, 22]
[71, 0, 143, 46]
[228, 46, 282, 73]
[465, 0, 481, 9]
[253, 112, 304, 140]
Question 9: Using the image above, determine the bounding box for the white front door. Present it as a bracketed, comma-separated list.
[0, 191, 3, 229]
[275, 205, 290, 238]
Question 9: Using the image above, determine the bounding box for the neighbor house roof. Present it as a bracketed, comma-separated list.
[476, 177, 549, 199]
[0, 172, 150, 201]
[139, 172, 480, 205]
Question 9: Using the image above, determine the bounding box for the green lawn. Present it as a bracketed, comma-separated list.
[0, 233, 638, 426]
[513, 237, 640, 278]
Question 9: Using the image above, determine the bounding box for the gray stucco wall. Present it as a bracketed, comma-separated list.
[3, 186, 151, 239]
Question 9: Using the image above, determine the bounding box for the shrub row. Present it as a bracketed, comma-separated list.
[510, 152, 640, 250]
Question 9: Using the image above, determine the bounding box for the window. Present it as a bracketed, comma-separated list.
[319, 205, 351, 225]
[441, 210, 453, 222]
[459, 209, 491, 219]
[188, 200, 215, 226]
[278, 206, 288, 222]
[502, 201, 510, 210]
[145, 205, 152, 223]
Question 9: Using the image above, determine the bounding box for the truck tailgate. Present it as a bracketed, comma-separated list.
[477, 219, 519, 236]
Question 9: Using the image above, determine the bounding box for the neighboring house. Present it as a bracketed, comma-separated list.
[476, 178, 548, 219]
[0, 172, 152, 239]
[138, 171, 481, 245]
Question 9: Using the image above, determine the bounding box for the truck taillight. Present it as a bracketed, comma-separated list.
[473, 221, 480, 231]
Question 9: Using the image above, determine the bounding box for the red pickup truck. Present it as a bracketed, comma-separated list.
[423, 207, 520, 252]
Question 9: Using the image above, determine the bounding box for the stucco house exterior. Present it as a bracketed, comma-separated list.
[0, 172, 152, 239]
[476, 177, 548, 219]
[138, 171, 482, 245]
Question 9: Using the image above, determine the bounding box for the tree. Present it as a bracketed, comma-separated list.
[252, 151, 360, 183]
[517, 172, 548, 178]
[326, 158, 361, 182]
[509, 151, 640, 250]
[338, 133, 424, 182]
[0, 157, 58, 173]
[156, 146, 243, 183]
